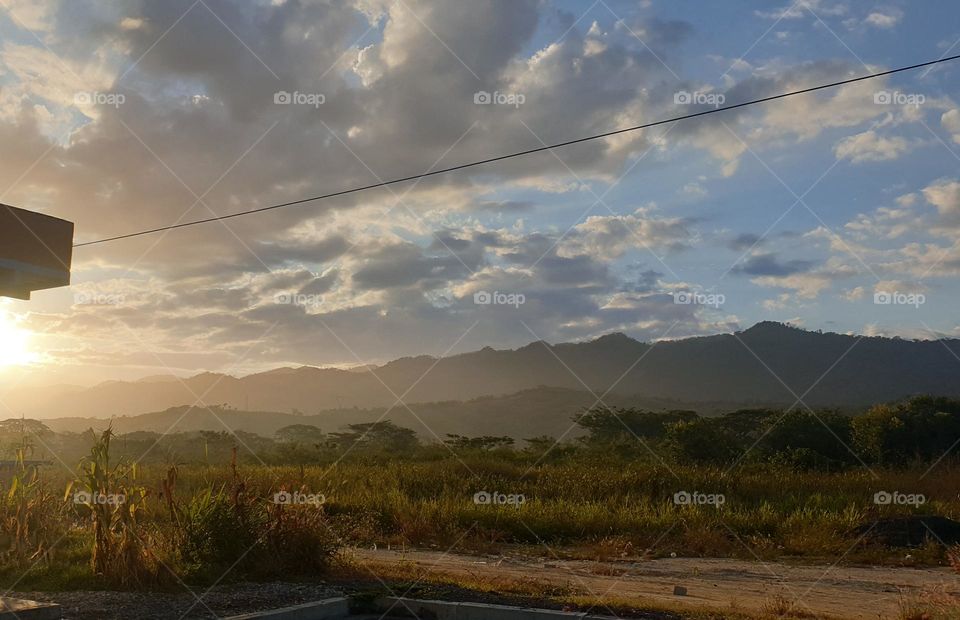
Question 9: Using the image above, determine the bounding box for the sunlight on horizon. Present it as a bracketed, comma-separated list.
[0, 311, 38, 368]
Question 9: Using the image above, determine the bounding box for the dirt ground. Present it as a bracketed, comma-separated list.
[350, 548, 960, 619]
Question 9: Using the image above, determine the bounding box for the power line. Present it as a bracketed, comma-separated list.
[74, 53, 960, 248]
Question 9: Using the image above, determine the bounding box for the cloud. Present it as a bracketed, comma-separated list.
[738, 254, 855, 299]
[3, 0, 957, 383]
[732, 253, 815, 277]
[0, 0, 59, 32]
[762, 293, 792, 310]
[681, 181, 707, 197]
[834, 130, 915, 163]
[841, 286, 865, 301]
[864, 9, 902, 29]
[942, 109, 960, 145]
[727, 233, 762, 251]
[873, 279, 927, 295]
[557, 208, 694, 260]
[921, 178, 960, 231]
[845, 205, 915, 240]
[755, 1, 847, 20]
[475, 200, 535, 213]
[675, 59, 923, 174]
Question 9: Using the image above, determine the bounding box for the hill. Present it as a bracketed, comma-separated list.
[40, 387, 731, 439]
[5, 322, 960, 420]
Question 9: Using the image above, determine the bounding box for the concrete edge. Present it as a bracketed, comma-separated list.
[0, 597, 62, 620]
[224, 596, 350, 619]
[375, 596, 603, 620]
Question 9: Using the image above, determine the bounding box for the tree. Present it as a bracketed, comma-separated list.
[664, 418, 741, 465]
[0, 418, 54, 459]
[275, 424, 325, 444]
[759, 410, 855, 467]
[852, 396, 960, 464]
[328, 421, 419, 452]
[444, 434, 514, 450]
[574, 407, 697, 443]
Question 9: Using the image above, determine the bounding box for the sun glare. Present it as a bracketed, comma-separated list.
[0, 312, 37, 368]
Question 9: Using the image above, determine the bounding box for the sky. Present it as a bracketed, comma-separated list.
[0, 0, 959, 387]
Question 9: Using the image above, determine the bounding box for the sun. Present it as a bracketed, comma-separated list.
[0, 312, 37, 368]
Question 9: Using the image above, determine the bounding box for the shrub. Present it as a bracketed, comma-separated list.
[178, 487, 261, 580]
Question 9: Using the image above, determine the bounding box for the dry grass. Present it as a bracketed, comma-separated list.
[760, 593, 821, 618]
[898, 586, 960, 620]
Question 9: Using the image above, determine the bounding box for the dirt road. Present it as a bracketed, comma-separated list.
[351, 548, 959, 619]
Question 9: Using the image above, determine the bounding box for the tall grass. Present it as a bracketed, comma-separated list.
[0, 440, 956, 591]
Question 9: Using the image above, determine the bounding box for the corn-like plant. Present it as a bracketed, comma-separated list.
[67, 427, 161, 588]
[0, 431, 59, 566]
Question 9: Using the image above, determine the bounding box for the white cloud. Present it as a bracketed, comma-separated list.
[0, 0, 59, 32]
[896, 192, 918, 207]
[557, 208, 693, 260]
[762, 293, 792, 310]
[833, 130, 914, 163]
[841, 286, 865, 301]
[942, 109, 960, 145]
[873, 279, 927, 295]
[755, 0, 847, 20]
[864, 9, 902, 29]
[921, 178, 960, 231]
[845, 205, 915, 239]
[681, 181, 707, 197]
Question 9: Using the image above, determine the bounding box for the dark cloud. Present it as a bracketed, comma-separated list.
[728, 233, 762, 251]
[733, 253, 816, 277]
[351, 241, 481, 291]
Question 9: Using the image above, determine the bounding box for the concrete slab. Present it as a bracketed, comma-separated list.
[458, 602, 586, 620]
[375, 597, 596, 620]
[376, 597, 458, 620]
[0, 597, 61, 620]
[224, 597, 349, 620]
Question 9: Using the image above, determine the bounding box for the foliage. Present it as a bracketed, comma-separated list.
[445, 434, 514, 451]
[68, 427, 162, 588]
[852, 396, 960, 464]
[275, 424, 325, 444]
[0, 425, 62, 567]
[2, 395, 960, 591]
[328, 421, 418, 452]
[574, 408, 696, 443]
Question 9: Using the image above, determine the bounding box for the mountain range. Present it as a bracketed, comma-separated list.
[4, 322, 960, 425]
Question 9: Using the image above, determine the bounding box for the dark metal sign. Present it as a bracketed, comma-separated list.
[0, 204, 74, 299]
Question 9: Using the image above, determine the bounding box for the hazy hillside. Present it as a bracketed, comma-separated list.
[6, 322, 960, 420]
[40, 387, 725, 439]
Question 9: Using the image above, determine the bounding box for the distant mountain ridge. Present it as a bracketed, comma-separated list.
[40, 387, 710, 439]
[4, 322, 960, 420]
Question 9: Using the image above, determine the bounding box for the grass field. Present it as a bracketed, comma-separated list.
[2, 434, 956, 593]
